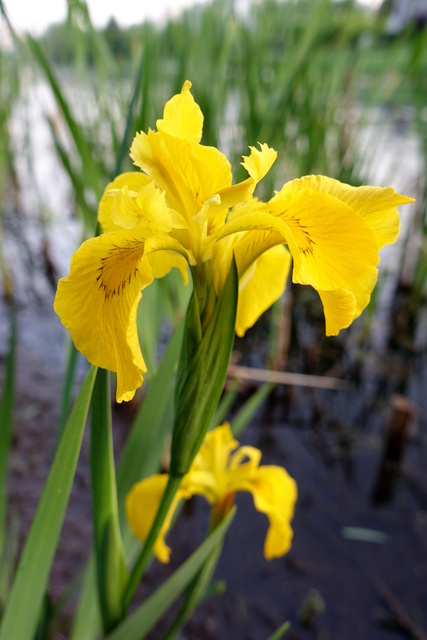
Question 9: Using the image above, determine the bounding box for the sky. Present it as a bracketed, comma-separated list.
[3, 0, 381, 35]
[2, 0, 211, 35]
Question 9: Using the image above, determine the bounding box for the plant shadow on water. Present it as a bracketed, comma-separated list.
[2, 267, 427, 639]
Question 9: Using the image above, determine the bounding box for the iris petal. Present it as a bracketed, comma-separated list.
[126, 475, 191, 563]
[156, 80, 204, 143]
[245, 466, 297, 559]
[99, 172, 152, 233]
[300, 175, 414, 248]
[54, 228, 154, 402]
[236, 244, 291, 337]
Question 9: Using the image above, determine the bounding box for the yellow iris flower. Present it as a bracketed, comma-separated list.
[53, 80, 413, 402]
[126, 423, 297, 562]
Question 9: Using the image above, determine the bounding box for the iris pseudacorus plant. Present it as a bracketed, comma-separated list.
[54, 81, 414, 403]
[126, 422, 297, 562]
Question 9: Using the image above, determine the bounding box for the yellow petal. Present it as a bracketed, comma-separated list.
[130, 130, 232, 235]
[54, 228, 154, 403]
[126, 475, 190, 563]
[147, 251, 189, 284]
[156, 80, 204, 143]
[305, 175, 414, 249]
[318, 288, 357, 336]
[217, 203, 289, 243]
[99, 172, 152, 233]
[235, 244, 291, 337]
[192, 423, 239, 477]
[241, 143, 277, 184]
[270, 181, 380, 325]
[246, 466, 297, 559]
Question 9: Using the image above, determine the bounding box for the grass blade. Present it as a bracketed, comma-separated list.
[106, 510, 235, 640]
[267, 621, 291, 640]
[0, 301, 15, 553]
[231, 382, 274, 438]
[0, 366, 97, 640]
[71, 322, 183, 640]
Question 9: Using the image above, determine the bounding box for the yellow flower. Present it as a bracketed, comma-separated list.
[54, 81, 414, 402]
[126, 423, 297, 562]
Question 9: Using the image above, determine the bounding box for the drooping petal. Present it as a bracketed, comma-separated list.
[156, 80, 204, 143]
[318, 288, 357, 336]
[126, 475, 191, 563]
[98, 172, 152, 233]
[54, 228, 155, 402]
[245, 466, 297, 559]
[270, 180, 380, 326]
[235, 244, 291, 337]
[303, 175, 414, 249]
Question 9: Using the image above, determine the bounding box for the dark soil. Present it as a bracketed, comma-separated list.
[1, 285, 427, 640]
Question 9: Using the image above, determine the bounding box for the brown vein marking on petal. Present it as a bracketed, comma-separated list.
[96, 241, 145, 301]
[281, 208, 316, 256]
[295, 220, 316, 256]
[276, 208, 316, 256]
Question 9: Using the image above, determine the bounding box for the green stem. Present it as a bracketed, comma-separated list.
[122, 473, 183, 612]
[190, 263, 216, 331]
[91, 368, 128, 632]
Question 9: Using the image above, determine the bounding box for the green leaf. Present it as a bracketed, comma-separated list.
[231, 382, 275, 438]
[27, 35, 105, 201]
[106, 510, 235, 640]
[212, 378, 240, 429]
[163, 536, 224, 640]
[171, 259, 238, 476]
[0, 366, 97, 640]
[90, 368, 128, 632]
[57, 336, 80, 442]
[47, 116, 97, 230]
[0, 301, 15, 553]
[266, 620, 290, 640]
[174, 287, 202, 404]
[71, 323, 184, 640]
[116, 319, 184, 529]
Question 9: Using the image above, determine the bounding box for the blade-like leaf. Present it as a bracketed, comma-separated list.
[91, 368, 128, 632]
[57, 336, 80, 442]
[266, 620, 291, 640]
[0, 366, 97, 640]
[231, 382, 274, 438]
[106, 510, 235, 640]
[212, 378, 240, 429]
[27, 35, 105, 200]
[117, 319, 184, 527]
[163, 537, 223, 640]
[71, 323, 183, 640]
[0, 301, 16, 553]
[171, 258, 238, 476]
